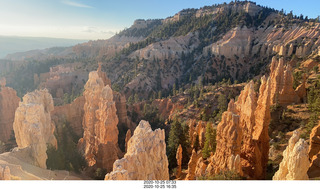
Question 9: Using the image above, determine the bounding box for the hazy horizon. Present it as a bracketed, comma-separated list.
[0, 0, 319, 40]
[0, 35, 87, 58]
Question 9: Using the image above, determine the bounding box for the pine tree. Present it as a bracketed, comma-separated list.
[167, 119, 190, 170]
[202, 122, 216, 159]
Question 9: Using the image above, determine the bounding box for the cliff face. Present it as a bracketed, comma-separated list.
[79, 69, 120, 172]
[0, 78, 20, 143]
[273, 131, 309, 180]
[105, 120, 169, 180]
[12, 89, 57, 168]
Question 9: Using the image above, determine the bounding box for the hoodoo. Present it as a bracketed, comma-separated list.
[105, 120, 169, 180]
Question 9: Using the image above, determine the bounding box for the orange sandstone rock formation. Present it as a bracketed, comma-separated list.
[0, 78, 20, 143]
[0, 165, 10, 180]
[185, 149, 201, 180]
[269, 57, 303, 106]
[79, 69, 120, 172]
[308, 123, 320, 159]
[13, 89, 57, 168]
[176, 144, 183, 178]
[105, 120, 169, 180]
[211, 57, 307, 179]
[114, 92, 135, 132]
[273, 131, 309, 180]
[194, 157, 207, 178]
[213, 100, 241, 174]
[212, 75, 271, 179]
[189, 120, 206, 148]
[125, 129, 131, 153]
[51, 96, 85, 137]
[308, 123, 320, 178]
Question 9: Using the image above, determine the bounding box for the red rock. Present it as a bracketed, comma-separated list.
[186, 149, 201, 180]
[308, 123, 320, 159]
[308, 123, 320, 178]
[0, 78, 20, 143]
[79, 68, 120, 172]
[176, 144, 183, 178]
[212, 75, 271, 179]
[51, 96, 85, 137]
[125, 129, 132, 152]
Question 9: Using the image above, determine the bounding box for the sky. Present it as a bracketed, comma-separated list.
[0, 0, 319, 40]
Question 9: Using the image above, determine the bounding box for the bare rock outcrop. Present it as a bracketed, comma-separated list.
[308, 123, 320, 178]
[0, 165, 10, 180]
[125, 129, 131, 152]
[212, 75, 271, 179]
[0, 78, 20, 143]
[308, 153, 320, 178]
[194, 157, 207, 178]
[114, 92, 135, 131]
[176, 144, 182, 178]
[210, 57, 307, 179]
[189, 120, 206, 149]
[273, 131, 309, 180]
[213, 100, 241, 174]
[309, 123, 320, 159]
[78, 69, 120, 172]
[13, 89, 57, 168]
[185, 150, 201, 180]
[105, 120, 169, 180]
[269, 57, 302, 105]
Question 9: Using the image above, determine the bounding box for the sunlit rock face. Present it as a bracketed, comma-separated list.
[105, 120, 169, 180]
[78, 68, 120, 172]
[308, 124, 320, 178]
[273, 131, 309, 180]
[0, 78, 20, 143]
[13, 89, 57, 169]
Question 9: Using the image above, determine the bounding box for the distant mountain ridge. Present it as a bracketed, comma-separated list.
[1, 1, 319, 100]
[0, 36, 87, 58]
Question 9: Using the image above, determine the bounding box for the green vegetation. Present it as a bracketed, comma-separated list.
[301, 80, 320, 139]
[167, 119, 190, 170]
[198, 170, 244, 180]
[202, 122, 217, 159]
[46, 120, 86, 173]
[211, 93, 228, 122]
[118, 19, 162, 38]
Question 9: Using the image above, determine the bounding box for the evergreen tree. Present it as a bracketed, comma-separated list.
[134, 93, 139, 103]
[167, 119, 190, 170]
[202, 122, 217, 159]
[216, 93, 227, 120]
